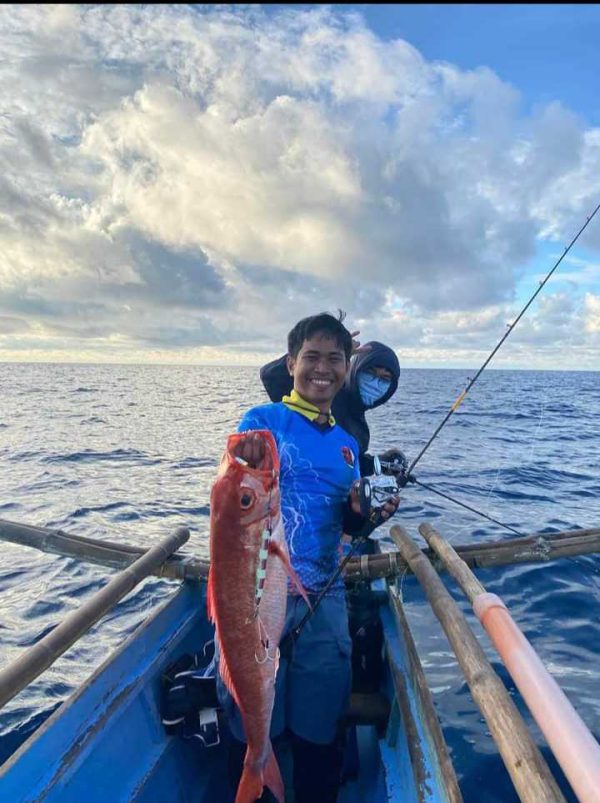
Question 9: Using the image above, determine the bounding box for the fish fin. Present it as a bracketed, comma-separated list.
[218, 649, 241, 708]
[234, 761, 263, 803]
[268, 541, 312, 610]
[263, 742, 285, 803]
[235, 743, 284, 803]
[206, 567, 215, 623]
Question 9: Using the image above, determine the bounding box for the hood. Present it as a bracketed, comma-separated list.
[346, 341, 400, 410]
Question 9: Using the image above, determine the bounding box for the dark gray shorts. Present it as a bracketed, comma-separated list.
[216, 594, 352, 745]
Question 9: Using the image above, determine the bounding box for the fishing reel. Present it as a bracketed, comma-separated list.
[377, 452, 410, 483]
[357, 454, 413, 519]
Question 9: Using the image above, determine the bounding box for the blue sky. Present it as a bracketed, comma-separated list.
[359, 3, 600, 330]
[361, 5, 600, 116]
[269, 4, 600, 122]
[0, 4, 599, 369]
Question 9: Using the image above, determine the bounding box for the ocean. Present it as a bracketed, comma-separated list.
[0, 363, 598, 801]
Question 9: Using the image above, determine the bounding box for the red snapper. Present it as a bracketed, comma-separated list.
[208, 430, 307, 803]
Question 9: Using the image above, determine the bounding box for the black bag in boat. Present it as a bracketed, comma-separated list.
[347, 583, 384, 694]
[160, 642, 220, 746]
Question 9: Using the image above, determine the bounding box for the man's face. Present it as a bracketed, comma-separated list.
[287, 333, 348, 411]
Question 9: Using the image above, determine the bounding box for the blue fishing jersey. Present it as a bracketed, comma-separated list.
[238, 403, 360, 594]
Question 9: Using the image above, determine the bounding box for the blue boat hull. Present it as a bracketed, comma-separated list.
[0, 579, 459, 802]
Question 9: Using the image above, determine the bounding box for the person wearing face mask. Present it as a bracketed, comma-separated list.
[260, 337, 404, 477]
[358, 369, 393, 407]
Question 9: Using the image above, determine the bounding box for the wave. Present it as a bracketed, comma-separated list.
[42, 449, 163, 465]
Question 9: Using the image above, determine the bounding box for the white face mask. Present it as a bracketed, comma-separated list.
[358, 372, 391, 407]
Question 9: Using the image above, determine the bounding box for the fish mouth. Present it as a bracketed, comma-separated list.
[226, 430, 280, 475]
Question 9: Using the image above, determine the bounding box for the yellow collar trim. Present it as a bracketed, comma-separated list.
[282, 389, 336, 426]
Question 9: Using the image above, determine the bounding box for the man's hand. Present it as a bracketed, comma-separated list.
[233, 432, 266, 468]
[376, 495, 400, 523]
[350, 330, 372, 357]
[349, 482, 400, 523]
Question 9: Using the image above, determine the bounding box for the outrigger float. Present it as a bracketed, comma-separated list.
[0, 517, 599, 802]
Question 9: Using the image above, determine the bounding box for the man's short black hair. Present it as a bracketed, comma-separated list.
[287, 310, 352, 360]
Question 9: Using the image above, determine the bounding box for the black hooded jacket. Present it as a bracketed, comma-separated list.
[259, 341, 400, 475]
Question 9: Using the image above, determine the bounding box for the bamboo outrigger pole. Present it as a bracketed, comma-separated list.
[2, 518, 600, 584]
[390, 525, 565, 803]
[0, 517, 207, 580]
[0, 527, 190, 710]
[345, 526, 600, 582]
[419, 521, 600, 803]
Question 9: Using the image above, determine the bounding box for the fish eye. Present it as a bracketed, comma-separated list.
[240, 491, 255, 509]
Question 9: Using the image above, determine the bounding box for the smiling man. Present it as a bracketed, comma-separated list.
[218, 311, 399, 802]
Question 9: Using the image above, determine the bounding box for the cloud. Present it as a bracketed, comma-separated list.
[584, 293, 600, 333]
[0, 316, 30, 335]
[0, 5, 599, 365]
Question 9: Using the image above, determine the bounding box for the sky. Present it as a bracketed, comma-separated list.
[1, 4, 600, 369]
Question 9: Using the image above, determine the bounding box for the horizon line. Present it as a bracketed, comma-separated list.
[0, 360, 598, 373]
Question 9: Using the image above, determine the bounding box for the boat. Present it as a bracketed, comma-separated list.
[0, 520, 461, 803]
[1, 518, 599, 802]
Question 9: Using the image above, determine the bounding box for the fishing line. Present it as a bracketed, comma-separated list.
[538, 287, 599, 592]
[396, 561, 410, 603]
[412, 478, 525, 536]
[465, 373, 523, 539]
[525, 388, 549, 465]
[445, 373, 532, 543]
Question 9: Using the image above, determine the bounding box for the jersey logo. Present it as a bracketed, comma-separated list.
[341, 446, 355, 468]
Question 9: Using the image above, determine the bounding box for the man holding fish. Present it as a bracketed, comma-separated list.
[208, 312, 400, 802]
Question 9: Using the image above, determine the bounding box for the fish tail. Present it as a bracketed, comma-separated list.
[235, 741, 284, 803]
[263, 742, 285, 802]
[234, 761, 263, 803]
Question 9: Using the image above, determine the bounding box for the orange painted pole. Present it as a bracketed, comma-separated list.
[419, 522, 600, 803]
[474, 593, 600, 803]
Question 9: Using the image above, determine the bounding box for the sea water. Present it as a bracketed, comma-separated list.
[0, 363, 598, 801]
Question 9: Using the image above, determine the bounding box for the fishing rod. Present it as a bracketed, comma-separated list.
[284, 203, 599, 646]
[280, 530, 373, 659]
